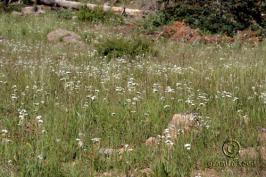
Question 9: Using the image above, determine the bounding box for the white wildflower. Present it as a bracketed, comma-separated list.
[165, 140, 174, 146]
[163, 105, 170, 109]
[184, 143, 191, 150]
[37, 154, 43, 160]
[91, 137, 101, 144]
[1, 129, 8, 134]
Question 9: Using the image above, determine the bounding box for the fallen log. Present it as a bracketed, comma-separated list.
[36, 0, 148, 17]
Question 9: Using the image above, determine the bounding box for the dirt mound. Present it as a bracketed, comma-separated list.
[235, 30, 262, 44]
[162, 21, 260, 44]
[163, 21, 202, 42]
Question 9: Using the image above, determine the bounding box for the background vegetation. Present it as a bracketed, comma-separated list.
[155, 0, 266, 36]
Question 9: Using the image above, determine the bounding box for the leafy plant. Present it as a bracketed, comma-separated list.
[57, 9, 73, 20]
[156, 0, 266, 36]
[96, 36, 157, 60]
[141, 12, 168, 33]
[77, 6, 123, 25]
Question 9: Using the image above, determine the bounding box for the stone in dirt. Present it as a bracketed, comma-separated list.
[47, 28, 85, 47]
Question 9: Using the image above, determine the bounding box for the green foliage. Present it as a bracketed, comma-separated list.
[0, 3, 23, 13]
[77, 6, 123, 24]
[141, 12, 168, 33]
[96, 36, 157, 59]
[21, 160, 65, 177]
[154, 162, 171, 177]
[157, 0, 266, 36]
[57, 9, 73, 20]
[22, 0, 31, 5]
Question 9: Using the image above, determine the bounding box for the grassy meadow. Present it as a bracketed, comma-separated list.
[0, 7, 266, 177]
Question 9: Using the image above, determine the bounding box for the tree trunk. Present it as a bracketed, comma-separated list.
[37, 0, 147, 17]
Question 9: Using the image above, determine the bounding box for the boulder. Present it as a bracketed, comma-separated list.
[47, 28, 85, 47]
[21, 6, 45, 15]
[167, 113, 198, 139]
[145, 137, 158, 146]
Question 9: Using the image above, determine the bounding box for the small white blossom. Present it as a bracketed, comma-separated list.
[1, 129, 8, 134]
[91, 137, 101, 144]
[165, 140, 174, 146]
[37, 154, 43, 160]
[184, 143, 191, 150]
[163, 105, 170, 109]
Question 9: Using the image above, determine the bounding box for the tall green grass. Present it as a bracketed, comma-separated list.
[0, 12, 265, 177]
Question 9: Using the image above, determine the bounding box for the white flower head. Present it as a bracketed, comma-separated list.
[36, 115, 42, 120]
[37, 154, 43, 160]
[165, 140, 174, 146]
[184, 143, 191, 150]
[1, 129, 8, 134]
[91, 137, 101, 144]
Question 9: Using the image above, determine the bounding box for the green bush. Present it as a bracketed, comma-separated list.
[57, 9, 73, 20]
[77, 6, 123, 24]
[96, 36, 157, 60]
[141, 12, 168, 33]
[156, 0, 266, 36]
[22, 0, 31, 5]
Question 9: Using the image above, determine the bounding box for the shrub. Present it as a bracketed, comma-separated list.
[156, 0, 266, 36]
[77, 6, 123, 24]
[57, 9, 73, 20]
[141, 12, 168, 33]
[96, 36, 157, 60]
[22, 0, 31, 5]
